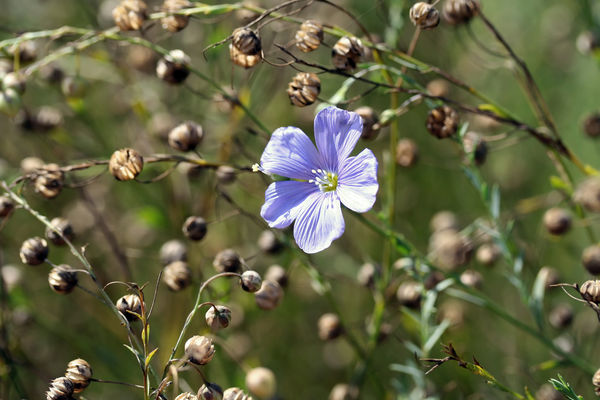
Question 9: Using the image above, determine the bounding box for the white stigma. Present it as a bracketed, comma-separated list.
[309, 169, 338, 192]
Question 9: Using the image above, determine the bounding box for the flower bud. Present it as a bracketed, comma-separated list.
[168, 121, 203, 152]
[580, 280, 600, 303]
[46, 377, 74, 400]
[156, 49, 191, 84]
[216, 165, 237, 185]
[357, 262, 380, 288]
[163, 261, 192, 291]
[542, 208, 571, 236]
[241, 270, 262, 293]
[462, 131, 487, 165]
[549, 304, 573, 329]
[205, 305, 232, 331]
[34, 164, 64, 199]
[329, 383, 358, 400]
[109, 148, 143, 181]
[213, 249, 242, 273]
[184, 335, 215, 365]
[459, 269, 482, 289]
[198, 383, 224, 400]
[318, 313, 343, 340]
[20, 237, 49, 265]
[354, 106, 380, 140]
[583, 113, 600, 138]
[113, 0, 148, 31]
[175, 393, 197, 400]
[246, 367, 276, 399]
[295, 20, 324, 52]
[46, 217, 75, 246]
[0, 194, 14, 217]
[332, 36, 364, 71]
[254, 280, 283, 310]
[396, 281, 422, 308]
[443, 0, 480, 25]
[395, 138, 419, 167]
[575, 178, 600, 212]
[66, 358, 92, 393]
[161, 0, 192, 32]
[116, 294, 143, 321]
[583, 245, 600, 275]
[409, 2, 440, 30]
[265, 265, 288, 287]
[476, 243, 501, 266]
[426, 106, 459, 139]
[48, 265, 78, 294]
[160, 239, 187, 265]
[287, 72, 321, 107]
[223, 387, 252, 400]
[182, 216, 207, 241]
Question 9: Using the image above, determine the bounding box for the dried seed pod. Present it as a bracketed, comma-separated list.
[245, 367, 276, 399]
[329, 383, 359, 400]
[254, 280, 283, 310]
[3, 72, 26, 94]
[357, 262, 380, 288]
[162, 261, 192, 291]
[396, 281, 422, 308]
[161, 0, 192, 32]
[216, 165, 237, 185]
[112, 0, 148, 31]
[65, 358, 92, 393]
[168, 121, 203, 152]
[160, 239, 187, 265]
[318, 313, 343, 340]
[229, 44, 262, 68]
[109, 148, 143, 181]
[213, 249, 242, 273]
[20, 237, 49, 265]
[594, 368, 600, 388]
[462, 131, 488, 165]
[35, 106, 63, 132]
[539, 266, 560, 288]
[355, 106, 380, 139]
[40, 64, 64, 85]
[175, 393, 197, 400]
[184, 335, 216, 365]
[332, 36, 364, 71]
[156, 49, 191, 84]
[223, 387, 252, 400]
[426, 105, 459, 139]
[476, 243, 501, 266]
[205, 305, 232, 331]
[395, 138, 419, 167]
[429, 230, 471, 271]
[198, 383, 224, 400]
[116, 294, 143, 321]
[46, 376, 74, 400]
[583, 113, 600, 138]
[542, 208, 571, 236]
[46, 217, 75, 246]
[48, 265, 78, 294]
[409, 2, 440, 30]
[583, 245, 600, 275]
[575, 178, 600, 212]
[0, 194, 14, 217]
[426, 79, 450, 97]
[577, 31, 600, 55]
[549, 304, 573, 329]
[9, 41, 38, 63]
[430, 210, 459, 232]
[265, 264, 287, 287]
[580, 280, 600, 303]
[459, 269, 482, 289]
[232, 27, 261, 55]
[295, 20, 324, 52]
[257, 230, 282, 254]
[240, 270, 262, 293]
[287, 72, 321, 107]
[34, 164, 64, 199]
[182, 216, 207, 241]
[443, 0, 480, 25]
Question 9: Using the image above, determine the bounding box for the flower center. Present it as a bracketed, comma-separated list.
[309, 169, 338, 192]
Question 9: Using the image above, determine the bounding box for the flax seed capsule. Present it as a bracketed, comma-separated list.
[287, 72, 321, 107]
[46, 217, 75, 246]
[109, 148, 143, 181]
[161, 0, 192, 32]
[162, 261, 192, 291]
[355, 106, 380, 139]
[65, 358, 92, 393]
[20, 237, 49, 265]
[182, 216, 207, 241]
[112, 0, 148, 31]
[443, 0, 480, 25]
[426, 105, 459, 139]
[35, 164, 64, 199]
[198, 383, 224, 400]
[184, 335, 215, 365]
[205, 305, 232, 331]
[48, 265, 78, 294]
[580, 280, 600, 303]
[410, 2, 440, 30]
[46, 377, 74, 400]
[331, 36, 364, 71]
[156, 49, 191, 84]
[295, 20, 324, 52]
[168, 121, 203, 152]
[116, 294, 143, 321]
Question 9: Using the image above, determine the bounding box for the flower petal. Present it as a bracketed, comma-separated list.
[260, 126, 321, 180]
[314, 107, 363, 172]
[293, 191, 345, 253]
[337, 148, 378, 213]
[261, 181, 318, 228]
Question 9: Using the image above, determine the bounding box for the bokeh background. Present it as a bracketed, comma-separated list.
[0, 0, 600, 398]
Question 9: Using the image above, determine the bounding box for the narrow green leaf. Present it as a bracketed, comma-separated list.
[145, 348, 158, 368]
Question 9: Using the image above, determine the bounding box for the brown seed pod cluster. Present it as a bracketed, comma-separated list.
[240, 270, 262, 293]
[156, 49, 191, 84]
[443, 0, 480, 25]
[182, 216, 208, 241]
[332, 36, 364, 71]
[229, 27, 262, 68]
[161, 0, 192, 32]
[162, 261, 192, 291]
[409, 2, 441, 30]
[205, 305, 232, 331]
[295, 20, 324, 52]
[580, 280, 600, 303]
[426, 106, 459, 139]
[20, 236, 49, 265]
[112, 0, 148, 31]
[395, 138, 419, 167]
[354, 106, 380, 140]
[287, 72, 321, 107]
[116, 294, 144, 321]
[109, 148, 144, 181]
[34, 163, 65, 199]
[46, 376, 74, 400]
[184, 335, 216, 365]
[46, 217, 75, 246]
[65, 358, 93, 393]
[168, 121, 203, 152]
[48, 264, 78, 294]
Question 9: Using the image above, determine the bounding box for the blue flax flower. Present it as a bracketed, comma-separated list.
[259, 106, 379, 253]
